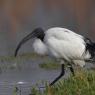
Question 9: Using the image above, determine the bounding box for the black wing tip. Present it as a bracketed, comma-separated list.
[84, 37, 92, 44]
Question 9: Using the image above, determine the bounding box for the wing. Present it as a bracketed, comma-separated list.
[45, 27, 90, 60]
[46, 37, 85, 60]
[45, 27, 84, 44]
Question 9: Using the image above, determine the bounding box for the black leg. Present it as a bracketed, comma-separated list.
[68, 64, 75, 76]
[50, 64, 65, 86]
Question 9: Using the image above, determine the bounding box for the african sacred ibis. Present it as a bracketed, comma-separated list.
[14, 27, 95, 86]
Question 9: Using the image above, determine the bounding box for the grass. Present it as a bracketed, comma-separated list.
[0, 53, 42, 71]
[0, 52, 41, 61]
[0, 53, 61, 71]
[39, 59, 60, 70]
[30, 69, 95, 95]
[0, 53, 95, 94]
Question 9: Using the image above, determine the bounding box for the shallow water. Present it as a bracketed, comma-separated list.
[0, 58, 95, 95]
[0, 59, 62, 95]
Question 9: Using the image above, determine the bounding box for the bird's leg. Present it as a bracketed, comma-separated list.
[49, 64, 65, 86]
[68, 63, 75, 76]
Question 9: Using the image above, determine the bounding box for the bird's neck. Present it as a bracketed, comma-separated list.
[36, 30, 45, 41]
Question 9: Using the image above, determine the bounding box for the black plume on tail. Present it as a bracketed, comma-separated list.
[85, 38, 95, 59]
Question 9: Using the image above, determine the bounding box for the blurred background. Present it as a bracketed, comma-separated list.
[0, 0, 95, 56]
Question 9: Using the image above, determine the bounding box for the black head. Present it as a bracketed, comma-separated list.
[35, 28, 45, 41]
[14, 28, 45, 57]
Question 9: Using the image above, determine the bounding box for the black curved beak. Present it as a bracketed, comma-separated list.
[14, 31, 36, 57]
[14, 28, 44, 57]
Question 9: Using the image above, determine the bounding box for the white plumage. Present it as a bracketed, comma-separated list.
[33, 27, 91, 67]
[15, 27, 94, 86]
[33, 39, 48, 55]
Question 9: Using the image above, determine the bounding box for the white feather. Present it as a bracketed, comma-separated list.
[33, 27, 91, 67]
[44, 27, 91, 66]
[45, 27, 84, 43]
[73, 60, 85, 67]
[33, 39, 48, 55]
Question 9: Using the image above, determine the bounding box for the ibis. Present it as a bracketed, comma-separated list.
[14, 27, 95, 86]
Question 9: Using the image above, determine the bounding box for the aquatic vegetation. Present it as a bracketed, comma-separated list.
[0, 53, 95, 94]
[0, 53, 60, 71]
[13, 86, 19, 95]
[30, 69, 95, 95]
[39, 60, 60, 70]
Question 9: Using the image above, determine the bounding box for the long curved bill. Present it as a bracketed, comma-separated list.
[14, 31, 36, 57]
[14, 28, 44, 57]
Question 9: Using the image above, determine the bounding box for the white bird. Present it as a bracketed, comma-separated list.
[14, 27, 95, 86]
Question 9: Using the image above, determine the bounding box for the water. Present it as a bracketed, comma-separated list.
[0, 59, 61, 95]
[0, 58, 95, 95]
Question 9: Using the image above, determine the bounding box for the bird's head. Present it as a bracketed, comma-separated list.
[14, 28, 45, 57]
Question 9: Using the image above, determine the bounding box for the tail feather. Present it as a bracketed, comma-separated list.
[85, 38, 95, 59]
[73, 60, 85, 67]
